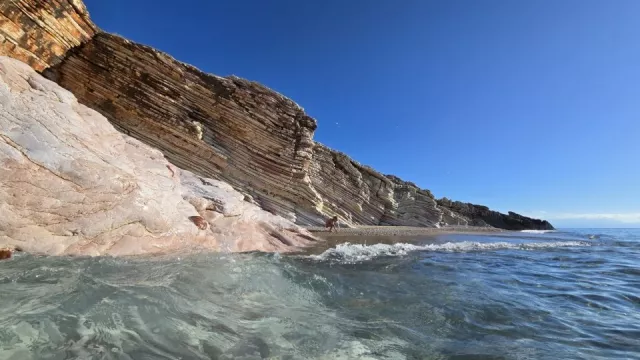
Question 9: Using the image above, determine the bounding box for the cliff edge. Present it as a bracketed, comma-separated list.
[0, 0, 554, 236]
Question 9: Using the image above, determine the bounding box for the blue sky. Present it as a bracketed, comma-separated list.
[83, 0, 639, 228]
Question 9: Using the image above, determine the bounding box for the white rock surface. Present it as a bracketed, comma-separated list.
[0, 56, 317, 256]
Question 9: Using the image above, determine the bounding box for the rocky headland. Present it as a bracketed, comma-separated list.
[0, 0, 552, 256]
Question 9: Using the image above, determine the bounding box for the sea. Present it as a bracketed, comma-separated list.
[0, 229, 638, 360]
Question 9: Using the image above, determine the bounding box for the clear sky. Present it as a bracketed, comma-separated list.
[83, 0, 639, 228]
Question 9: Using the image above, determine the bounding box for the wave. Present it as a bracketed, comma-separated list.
[520, 230, 556, 234]
[309, 241, 591, 262]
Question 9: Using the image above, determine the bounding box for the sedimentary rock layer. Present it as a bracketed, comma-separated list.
[41, 33, 455, 228]
[42, 31, 553, 229]
[309, 144, 442, 227]
[0, 0, 96, 71]
[0, 0, 554, 231]
[437, 198, 554, 230]
[44, 33, 324, 224]
[0, 56, 316, 255]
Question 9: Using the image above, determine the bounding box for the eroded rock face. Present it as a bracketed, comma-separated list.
[0, 0, 96, 71]
[308, 144, 442, 227]
[40, 32, 447, 228]
[180, 170, 316, 252]
[43, 33, 323, 225]
[40, 31, 552, 230]
[437, 198, 555, 230]
[0, 56, 317, 256]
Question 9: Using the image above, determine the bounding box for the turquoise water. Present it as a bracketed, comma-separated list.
[0, 229, 638, 359]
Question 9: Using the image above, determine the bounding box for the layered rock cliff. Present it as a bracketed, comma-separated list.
[44, 33, 326, 225]
[0, 56, 316, 255]
[437, 198, 555, 230]
[0, 0, 554, 232]
[0, 0, 96, 71]
[309, 144, 442, 227]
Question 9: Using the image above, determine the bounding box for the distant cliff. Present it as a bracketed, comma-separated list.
[437, 198, 554, 230]
[0, 0, 554, 231]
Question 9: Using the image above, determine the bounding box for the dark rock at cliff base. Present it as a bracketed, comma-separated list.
[437, 198, 555, 231]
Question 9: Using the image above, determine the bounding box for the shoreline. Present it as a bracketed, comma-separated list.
[305, 225, 505, 238]
[293, 225, 507, 256]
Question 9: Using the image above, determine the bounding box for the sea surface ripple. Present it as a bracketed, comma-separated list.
[0, 229, 638, 359]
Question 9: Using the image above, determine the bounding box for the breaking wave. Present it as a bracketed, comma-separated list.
[520, 230, 556, 234]
[310, 240, 591, 262]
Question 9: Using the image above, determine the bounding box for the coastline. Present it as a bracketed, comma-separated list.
[306, 225, 504, 238]
[293, 225, 505, 256]
[0, 0, 553, 257]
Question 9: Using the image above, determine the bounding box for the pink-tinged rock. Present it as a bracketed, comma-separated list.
[0, 56, 317, 256]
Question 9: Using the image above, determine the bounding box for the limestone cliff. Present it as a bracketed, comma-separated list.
[0, 0, 554, 232]
[0, 56, 316, 255]
[39, 34, 470, 228]
[44, 33, 324, 225]
[309, 144, 441, 227]
[437, 198, 555, 230]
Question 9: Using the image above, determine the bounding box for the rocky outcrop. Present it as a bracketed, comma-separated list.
[0, 0, 555, 233]
[180, 170, 318, 252]
[0, 56, 316, 255]
[381, 175, 442, 227]
[309, 144, 441, 227]
[39, 33, 460, 228]
[0, 0, 96, 71]
[39, 30, 552, 230]
[437, 198, 555, 230]
[43, 33, 324, 225]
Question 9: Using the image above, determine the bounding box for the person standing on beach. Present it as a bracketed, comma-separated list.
[325, 216, 339, 232]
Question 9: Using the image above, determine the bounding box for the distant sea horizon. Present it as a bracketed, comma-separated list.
[555, 227, 640, 230]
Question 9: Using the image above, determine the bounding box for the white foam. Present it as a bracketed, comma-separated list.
[520, 230, 556, 234]
[310, 241, 591, 262]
